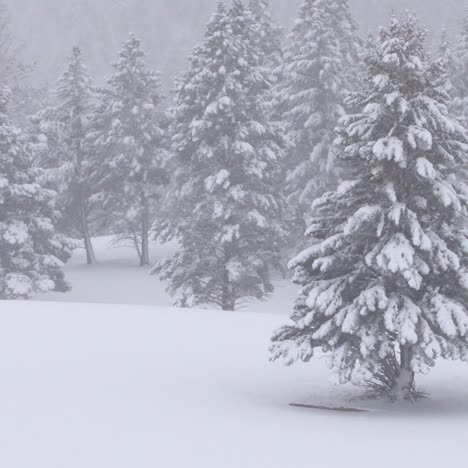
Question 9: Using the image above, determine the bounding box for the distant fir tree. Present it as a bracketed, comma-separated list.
[438, 28, 451, 60]
[89, 34, 168, 266]
[0, 0, 41, 127]
[275, 0, 361, 244]
[272, 14, 468, 400]
[436, 28, 459, 116]
[0, 1, 29, 88]
[0, 87, 73, 299]
[33, 46, 97, 265]
[154, 1, 285, 311]
[451, 13, 468, 125]
[248, 0, 283, 70]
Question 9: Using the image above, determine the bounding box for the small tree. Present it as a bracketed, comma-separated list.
[272, 14, 468, 401]
[89, 34, 168, 266]
[34, 46, 97, 264]
[154, 1, 285, 311]
[0, 87, 73, 299]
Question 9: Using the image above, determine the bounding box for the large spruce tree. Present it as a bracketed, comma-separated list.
[0, 87, 73, 299]
[155, 0, 284, 311]
[272, 14, 468, 400]
[89, 35, 168, 266]
[276, 0, 361, 243]
[34, 46, 97, 264]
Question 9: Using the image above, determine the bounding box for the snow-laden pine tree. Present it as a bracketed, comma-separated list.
[33, 46, 97, 265]
[0, 0, 54, 129]
[248, 0, 282, 70]
[154, 0, 284, 311]
[275, 0, 361, 242]
[0, 87, 73, 299]
[89, 34, 168, 266]
[436, 29, 460, 118]
[272, 14, 468, 400]
[438, 28, 451, 61]
[451, 13, 468, 125]
[0, 1, 22, 85]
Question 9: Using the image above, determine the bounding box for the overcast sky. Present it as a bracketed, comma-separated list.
[4, 0, 466, 87]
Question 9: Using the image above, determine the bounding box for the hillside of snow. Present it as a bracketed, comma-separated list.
[1, 238, 467, 468]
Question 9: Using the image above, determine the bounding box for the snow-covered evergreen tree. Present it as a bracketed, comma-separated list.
[0, 86, 73, 299]
[451, 13, 468, 124]
[33, 46, 97, 264]
[438, 28, 451, 60]
[89, 34, 168, 266]
[0, 0, 54, 129]
[154, 0, 284, 311]
[436, 28, 459, 116]
[275, 0, 361, 243]
[0, 0, 30, 87]
[272, 14, 468, 400]
[248, 0, 282, 70]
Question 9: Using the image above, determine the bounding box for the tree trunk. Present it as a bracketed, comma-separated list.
[279, 259, 289, 279]
[221, 250, 235, 311]
[73, 119, 95, 266]
[389, 345, 415, 401]
[80, 199, 96, 265]
[221, 285, 235, 311]
[140, 196, 150, 267]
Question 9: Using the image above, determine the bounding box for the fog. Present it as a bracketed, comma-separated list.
[5, 0, 466, 87]
[2, 0, 468, 454]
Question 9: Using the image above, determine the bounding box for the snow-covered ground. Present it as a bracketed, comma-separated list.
[2, 238, 467, 468]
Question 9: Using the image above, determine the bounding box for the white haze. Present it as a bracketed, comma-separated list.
[5, 0, 466, 88]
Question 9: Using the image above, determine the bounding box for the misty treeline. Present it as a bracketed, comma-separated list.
[1, 0, 468, 400]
